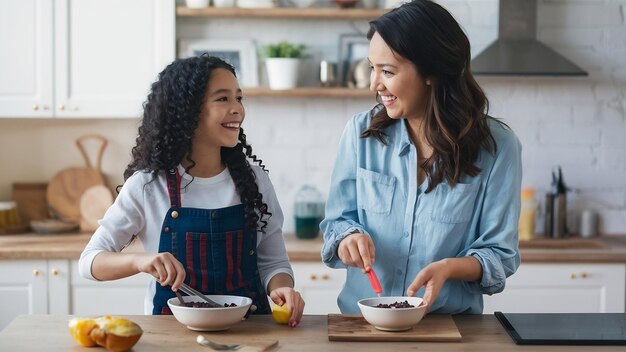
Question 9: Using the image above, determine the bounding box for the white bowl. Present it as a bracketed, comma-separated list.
[185, 0, 209, 9]
[357, 296, 427, 331]
[167, 295, 252, 331]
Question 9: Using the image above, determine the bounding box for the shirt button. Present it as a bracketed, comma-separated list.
[212, 211, 219, 219]
[396, 269, 403, 276]
[403, 231, 409, 238]
[249, 250, 255, 256]
[164, 226, 170, 233]
[171, 211, 179, 219]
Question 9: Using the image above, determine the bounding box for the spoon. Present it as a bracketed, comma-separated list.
[196, 335, 240, 350]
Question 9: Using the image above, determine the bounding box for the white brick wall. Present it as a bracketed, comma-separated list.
[0, 0, 624, 235]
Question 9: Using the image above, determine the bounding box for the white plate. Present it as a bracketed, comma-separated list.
[30, 219, 79, 234]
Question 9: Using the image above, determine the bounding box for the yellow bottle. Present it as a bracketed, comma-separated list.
[518, 188, 537, 241]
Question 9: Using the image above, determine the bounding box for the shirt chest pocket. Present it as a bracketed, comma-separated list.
[356, 168, 396, 215]
[430, 182, 479, 223]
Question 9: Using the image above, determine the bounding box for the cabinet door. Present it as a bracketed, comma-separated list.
[483, 263, 626, 314]
[0, 260, 48, 331]
[292, 262, 343, 315]
[47, 260, 70, 315]
[54, 0, 175, 118]
[0, 0, 53, 118]
[70, 260, 150, 315]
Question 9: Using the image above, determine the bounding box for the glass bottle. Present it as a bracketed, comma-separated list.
[519, 188, 537, 241]
[293, 185, 325, 239]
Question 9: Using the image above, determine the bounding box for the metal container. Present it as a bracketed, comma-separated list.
[579, 210, 598, 238]
[319, 60, 337, 87]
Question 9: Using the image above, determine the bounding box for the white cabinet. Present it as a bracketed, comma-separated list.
[0, 260, 68, 331]
[0, 0, 175, 118]
[69, 260, 150, 316]
[292, 262, 343, 315]
[0, 0, 53, 117]
[483, 263, 626, 314]
[0, 259, 149, 331]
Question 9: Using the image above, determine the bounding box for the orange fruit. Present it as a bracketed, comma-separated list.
[68, 317, 97, 347]
[94, 316, 143, 337]
[271, 304, 291, 324]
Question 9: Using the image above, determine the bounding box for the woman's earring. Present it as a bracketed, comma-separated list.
[426, 80, 431, 86]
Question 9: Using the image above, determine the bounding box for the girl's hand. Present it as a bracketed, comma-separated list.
[269, 287, 305, 327]
[406, 260, 451, 314]
[337, 232, 375, 273]
[135, 252, 186, 291]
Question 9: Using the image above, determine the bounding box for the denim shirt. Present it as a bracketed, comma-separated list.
[320, 107, 522, 314]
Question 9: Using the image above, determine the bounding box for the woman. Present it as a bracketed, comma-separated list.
[79, 55, 304, 326]
[321, 0, 522, 314]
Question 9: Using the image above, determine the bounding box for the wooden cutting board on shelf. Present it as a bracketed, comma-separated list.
[46, 135, 107, 221]
[328, 314, 462, 342]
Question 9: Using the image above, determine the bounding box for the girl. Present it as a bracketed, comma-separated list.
[79, 55, 304, 327]
[321, 0, 522, 314]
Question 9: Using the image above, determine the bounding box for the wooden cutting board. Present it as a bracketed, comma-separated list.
[79, 184, 113, 232]
[47, 135, 108, 221]
[328, 314, 462, 342]
[11, 183, 48, 224]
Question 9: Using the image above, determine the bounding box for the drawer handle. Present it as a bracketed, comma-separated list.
[321, 274, 329, 280]
[309, 274, 317, 280]
[581, 272, 588, 279]
[570, 273, 576, 279]
[33, 269, 40, 277]
[51, 269, 60, 276]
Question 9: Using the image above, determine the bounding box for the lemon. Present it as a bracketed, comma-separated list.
[271, 304, 291, 324]
[68, 317, 97, 347]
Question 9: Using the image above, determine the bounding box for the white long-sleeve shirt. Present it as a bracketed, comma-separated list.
[79, 164, 294, 314]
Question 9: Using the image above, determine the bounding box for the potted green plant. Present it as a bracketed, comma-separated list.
[261, 41, 306, 90]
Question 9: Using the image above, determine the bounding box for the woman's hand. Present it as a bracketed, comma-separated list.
[134, 252, 186, 291]
[406, 260, 451, 313]
[269, 287, 305, 327]
[337, 232, 376, 273]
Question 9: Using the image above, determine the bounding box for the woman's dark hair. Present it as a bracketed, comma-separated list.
[122, 55, 270, 232]
[363, 0, 503, 193]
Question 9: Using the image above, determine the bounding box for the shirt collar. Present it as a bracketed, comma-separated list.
[396, 119, 412, 156]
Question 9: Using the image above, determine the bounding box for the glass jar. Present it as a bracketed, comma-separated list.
[293, 185, 325, 239]
[0, 201, 21, 229]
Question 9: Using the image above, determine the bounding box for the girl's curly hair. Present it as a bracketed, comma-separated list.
[122, 55, 271, 232]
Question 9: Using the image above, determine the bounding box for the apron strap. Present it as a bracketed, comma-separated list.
[165, 168, 182, 209]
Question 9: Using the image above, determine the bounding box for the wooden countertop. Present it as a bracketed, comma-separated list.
[1, 314, 624, 351]
[2, 232, 626, 263]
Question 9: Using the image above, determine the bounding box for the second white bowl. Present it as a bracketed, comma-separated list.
[358, 296, 427, 331]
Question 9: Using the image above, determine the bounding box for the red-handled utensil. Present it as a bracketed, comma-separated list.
[366, 268, 383, 297]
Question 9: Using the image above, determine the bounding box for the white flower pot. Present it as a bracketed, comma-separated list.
[265, 58, 300, 90]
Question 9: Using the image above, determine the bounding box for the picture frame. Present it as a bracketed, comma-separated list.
[337, 34, 370, 87]
[178, 39, 259, 88]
